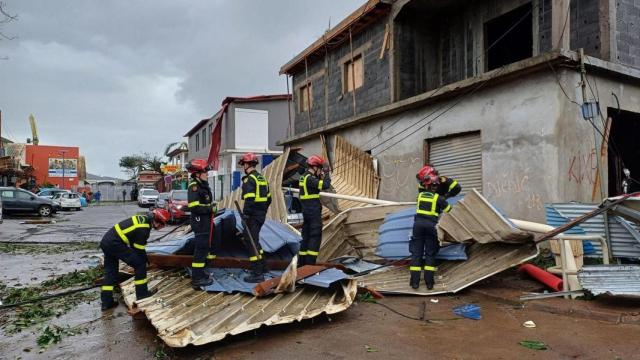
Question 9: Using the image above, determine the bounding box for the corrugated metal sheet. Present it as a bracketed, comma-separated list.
[300, 268, 349, 288]
[360, 242, 538, 295]
[438, 189, 533, 244]
[122, 270, 358, 347]
[428, 132, 482, 193]
[578, 265, 640, 297]
[198, 268, 283, 294]
[548, 202, 640, 259]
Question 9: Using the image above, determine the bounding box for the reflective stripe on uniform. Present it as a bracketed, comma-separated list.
[444, 204, 451, 213]
[249, 255, 259, 262]
[133, 243, 145, 250]
[248, 174, 271, 203]
[207, 254, 216, 260]
[318, 179, 324, 190]
[192, 262, 205, 268]
[448, 180, 458, 191]
[424, 266, 437, 272]
[134, 278, 148, 285]
[298, 251, 308, 256]
[189, 181, 198, 187]
[416, 192, 439, 216]
[188, 200, 212, 208]
[409, 266, 422, 272]
[307, 250, 319, 256]
[299, 174, 320, 200]
[101, 285, 114, 291]
[114, 215, 150, 246]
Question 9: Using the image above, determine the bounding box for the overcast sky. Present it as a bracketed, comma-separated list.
[0, 0, 362, 178]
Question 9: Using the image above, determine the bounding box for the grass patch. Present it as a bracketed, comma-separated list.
[0, 266, 103, 334]
[0, 242, 100, 255]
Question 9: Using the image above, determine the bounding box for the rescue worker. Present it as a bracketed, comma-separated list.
[239, 152, 271, 283]
[100, 208, 170, 310]
[186, 159, 215, 288]
[417, 165, 461, 199]
[298, 155, 331, 266]
[410, 166, 451, 290]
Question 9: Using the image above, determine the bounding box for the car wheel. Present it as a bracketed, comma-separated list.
[38, 205, 52, 217]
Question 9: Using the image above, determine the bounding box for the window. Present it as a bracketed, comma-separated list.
[485, 3, 533, 71]
[195, 134, 200, 151]
[16, 191, 32, 199]
[299, 83, 312, 112]
[208, 124, 213, 145]
[343, 54, 363, 93]
[201, 129, 207, 149]
[1, 190, 14, 198]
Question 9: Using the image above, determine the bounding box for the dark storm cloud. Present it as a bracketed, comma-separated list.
[0, 0, 362, 177]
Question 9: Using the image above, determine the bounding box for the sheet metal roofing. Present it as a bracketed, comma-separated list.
[578, 265, 640, 297]
[121, 270, 358, 347]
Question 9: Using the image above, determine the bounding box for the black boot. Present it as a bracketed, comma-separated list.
[298, 254, 307, 267]
[101, 291, 118, 311]
[410, 271, 421, 289]
[135, 284, 155, 301]
[191, 276, 214, 289]
[424, 271, 435, 290]
[243, 262, 265, 283]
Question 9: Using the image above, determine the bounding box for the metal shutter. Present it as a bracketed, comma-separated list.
[428, 132, 483, 194]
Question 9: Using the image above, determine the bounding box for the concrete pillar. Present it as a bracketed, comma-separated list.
[552, 0, 571, 50]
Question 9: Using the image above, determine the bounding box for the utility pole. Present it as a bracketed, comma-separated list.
[59, 149, 68, 189]
[0, 109, 4, 157]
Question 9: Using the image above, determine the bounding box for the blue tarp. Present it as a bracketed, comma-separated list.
[300, 268, 349, 288]
[194, 268, 283, 293]
[375, 207, 467, 260]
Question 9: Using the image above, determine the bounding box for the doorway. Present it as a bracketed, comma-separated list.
[608, 108, 640, 195]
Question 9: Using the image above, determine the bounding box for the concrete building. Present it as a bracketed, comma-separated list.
[24, 144, 80, 190]
[185, 95, 292, 199]
[278, 0, 640, 221]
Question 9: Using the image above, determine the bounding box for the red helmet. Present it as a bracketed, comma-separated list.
[186, 159, 210, 173]
[416, 166, 437, 183]
[306, 155, 326, 167]
[238, 152, 259, 165]
[151, 208, 171, 224]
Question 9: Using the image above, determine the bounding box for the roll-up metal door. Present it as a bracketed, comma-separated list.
[427, 132, 482, 194]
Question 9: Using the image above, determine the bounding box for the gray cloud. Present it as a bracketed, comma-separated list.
[0, 0, 361, 177]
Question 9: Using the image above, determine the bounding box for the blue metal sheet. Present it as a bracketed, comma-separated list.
[146, 236, 191, 255]
[300, 268, 349, 288]
[201, 268, 283, 293]
[333, 257, 381, 273]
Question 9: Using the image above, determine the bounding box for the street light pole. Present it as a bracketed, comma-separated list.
[59, 150, 68, 189]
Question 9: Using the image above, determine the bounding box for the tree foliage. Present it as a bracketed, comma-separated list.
[119, 153, 167, 179]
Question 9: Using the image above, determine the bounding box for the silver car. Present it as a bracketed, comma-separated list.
[137, 188, 159, 208]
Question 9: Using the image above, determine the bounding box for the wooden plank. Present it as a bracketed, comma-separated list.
[253, 265, 327, 297]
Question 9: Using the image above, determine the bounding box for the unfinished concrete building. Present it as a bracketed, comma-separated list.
[278, 0, 640, 221]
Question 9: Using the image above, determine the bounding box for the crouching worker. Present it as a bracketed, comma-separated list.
[100, 208, 170, 310]
[410, 166, 451, 290]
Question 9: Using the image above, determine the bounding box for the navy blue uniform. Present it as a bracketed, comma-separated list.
[241, 170, 271, 262]
[298, 171, 330, 265]
[187, 177, 215, 282]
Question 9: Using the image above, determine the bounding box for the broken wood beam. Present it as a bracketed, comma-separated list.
[253, 265, 327, 297]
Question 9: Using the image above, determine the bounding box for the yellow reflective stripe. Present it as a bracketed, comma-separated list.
[299, 174, 320, 200]
[448, 180, 458, 191]
[298, 251, 308, 256]
[416, 193, 439, 216]
[188, 200, 201, 208]
[134, 278, 148, 285]
[101, 285, 114, 291]
[424, 266, 437, 272]
[409, 266, 422, 272]
[189, 182, 198, 187]
[318, 179, 324, 190]
[207, 254, 216, 260]
[259, 249, 264, 254]
[307, 250, 319, 256]
[444, 204, 451, 213]
[243, 193, 256, 199]
[249, 256, 259, 261]
[250, 174, 270, 202]
[114, 224, 130, 245]
[192, 262, 205, 268]
[133, 243, 145, 250]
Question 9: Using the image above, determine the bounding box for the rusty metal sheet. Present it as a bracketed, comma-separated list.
[358, 242, 538, 295]
[121, 270, 357, 347]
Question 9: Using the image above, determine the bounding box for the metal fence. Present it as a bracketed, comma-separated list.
[90, 183, 136, 202]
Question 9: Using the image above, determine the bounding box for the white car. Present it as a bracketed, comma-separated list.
[52, 192, 82, 211]
[138, 188, 159, 208]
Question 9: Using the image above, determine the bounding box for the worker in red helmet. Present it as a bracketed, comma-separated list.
[410, 166, 451, 290]
[418, 165, 461, 199]
[186, 159, 215, 289]
[100, 208, 170, 310]
[238, 152, 271, 282]
[298, 155, 331, 266]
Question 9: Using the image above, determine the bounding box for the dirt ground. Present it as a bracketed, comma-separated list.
[1, 205, 639, 359]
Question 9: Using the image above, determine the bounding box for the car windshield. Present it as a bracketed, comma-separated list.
[172, 191, 187, 201]
[141, 190, 159, 196]
[158, 193, 169, 200]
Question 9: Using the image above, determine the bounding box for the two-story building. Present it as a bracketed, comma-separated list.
[185, 95, 292, 199]
[278, 0, 640, 221]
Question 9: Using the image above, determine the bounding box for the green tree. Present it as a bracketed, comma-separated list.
[142, 153, 165, 174]
[118, 155, 145, 179]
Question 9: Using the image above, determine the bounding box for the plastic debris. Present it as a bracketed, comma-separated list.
[522, 320, 536, 328]
[364, 345, 378, 353]
[430, 299, 439, 303]
[519, 340, 548, 350]
[452, 304, 481, 320]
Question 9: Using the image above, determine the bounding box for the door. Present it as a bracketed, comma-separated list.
[16, 190, 37, 211]
[1, 190, 17, 210]
[425, 131, 483, 194]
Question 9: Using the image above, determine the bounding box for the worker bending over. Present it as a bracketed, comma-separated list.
[187, 159, 215, 289]
[239, 152, 272, 283]
[418, 165, 461, 199]
[298, 155, 331, 266]
[100, 208, 170, 310]
[410, 166, 451, 290]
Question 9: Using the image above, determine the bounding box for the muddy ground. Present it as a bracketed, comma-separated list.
[1, 204, 639, 359]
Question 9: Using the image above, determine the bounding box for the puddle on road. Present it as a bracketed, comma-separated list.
[0, 251, 100, 287]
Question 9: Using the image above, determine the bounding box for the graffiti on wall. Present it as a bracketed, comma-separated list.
[567, 148, 598, 185]
[379, 154, 422, 198]
[486, 168, 543, 210]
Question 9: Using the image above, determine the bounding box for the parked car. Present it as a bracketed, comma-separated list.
[37, 188, 70, 199]
[0, 195, 3, 224]
[156, 192, 170, 209]
[52, 192, 82, 211]
[137, 188, 159, 208]
[166, 190, 189, 222]
[0, 187, 57, 217]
